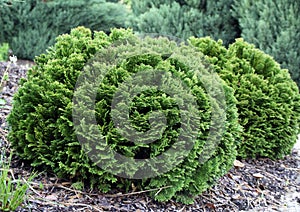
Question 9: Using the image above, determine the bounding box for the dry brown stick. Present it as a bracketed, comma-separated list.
[48, 178, 59, 194]
[57, 184, 97, 201]
[29, 181, 171, 199]
[23, 177, 43, 198]
[154, 186, 165, 196]
[55, 184, 99, 196]
[29, 181, 99, 196]
[104, 185, 172, 198]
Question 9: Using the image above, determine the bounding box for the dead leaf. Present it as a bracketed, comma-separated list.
[234, 160, 245, 168]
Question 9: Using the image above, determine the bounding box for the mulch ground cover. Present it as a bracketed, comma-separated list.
[0, 61, 299, 211]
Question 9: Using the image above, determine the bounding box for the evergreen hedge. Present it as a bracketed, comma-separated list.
[129, 0, 240, 46]
[232, 0, 300, 88]
[0, 0, 127, 60]
[190, 37, 300, 159]
[8, 26, 241, 204]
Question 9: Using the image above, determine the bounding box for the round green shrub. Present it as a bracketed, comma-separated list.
[8, 26, 241, 204]
[189, 37, 300, 159]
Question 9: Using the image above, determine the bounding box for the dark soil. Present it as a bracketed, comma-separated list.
[0, 61, 299, 212]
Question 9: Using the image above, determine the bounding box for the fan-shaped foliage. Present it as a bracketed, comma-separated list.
[190, 37, 300, 159]
[8, 27, 240, 204]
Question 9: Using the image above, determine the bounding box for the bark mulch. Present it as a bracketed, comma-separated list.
[0, 61, 299, 212]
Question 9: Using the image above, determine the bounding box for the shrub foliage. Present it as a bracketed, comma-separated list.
[129, 0, 240, 45]
[232, 0, 300, 88]
[8, 27, 240, 204]
[0, 0, 127, 59]
[190, 37, 300, 159]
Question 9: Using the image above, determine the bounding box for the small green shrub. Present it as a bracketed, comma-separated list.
[8, 26, 241, 204]
[0, 43, 9, 61]
[190, 37, 300, 159]
[0, 0, 128, 59]
[129, 0, 240, 46]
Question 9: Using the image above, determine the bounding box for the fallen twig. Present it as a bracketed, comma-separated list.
[104, 185, 172, 198]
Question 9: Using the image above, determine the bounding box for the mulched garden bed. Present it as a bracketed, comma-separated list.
[0, 61, 299, 211]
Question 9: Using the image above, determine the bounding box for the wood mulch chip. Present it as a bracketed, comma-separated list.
[0, 61, 299, 211]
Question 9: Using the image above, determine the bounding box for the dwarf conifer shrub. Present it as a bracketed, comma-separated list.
[129, 0, 240, 46]
[8, 26, 241, 204]
[189, 37, 300, 159]
[0, 0, 127, 59]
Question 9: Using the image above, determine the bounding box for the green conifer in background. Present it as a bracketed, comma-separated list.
[0, 0, 128, 60]
[129, 0, 240, 46]
[232, 0, 300, 88]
